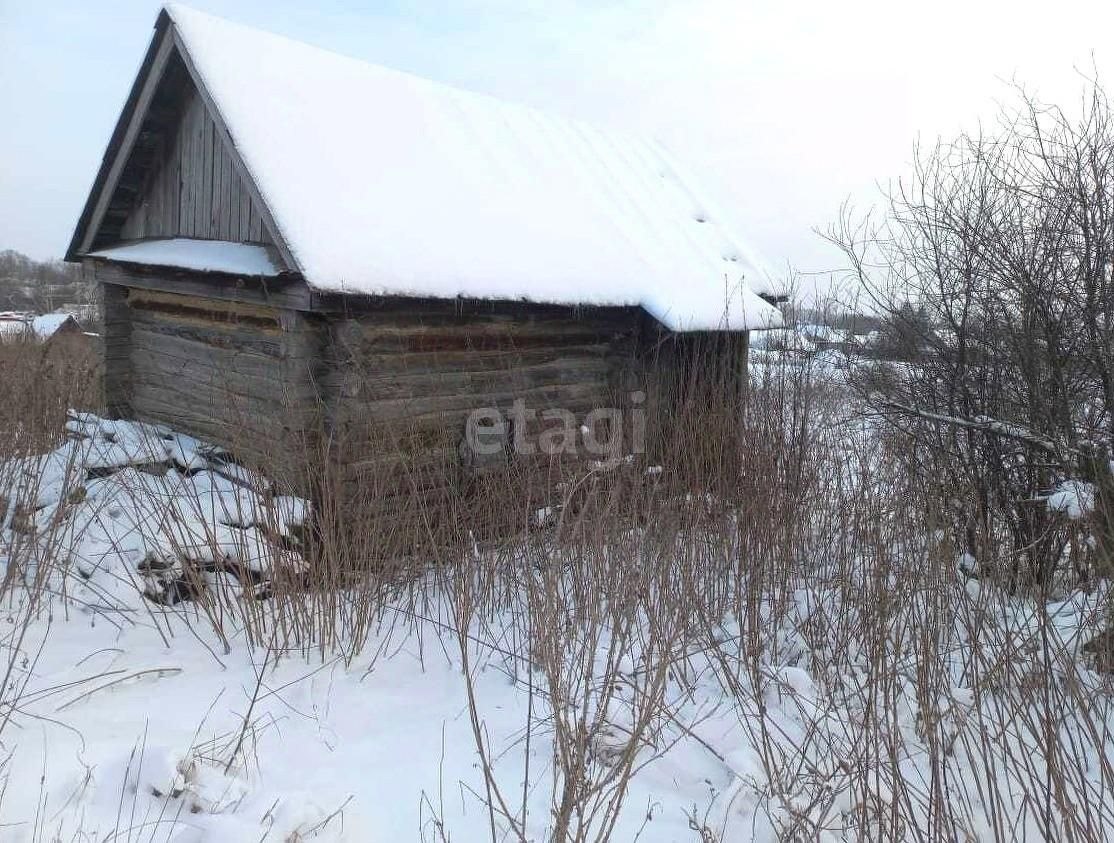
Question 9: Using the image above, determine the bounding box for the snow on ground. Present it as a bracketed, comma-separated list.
[1, 414, 307, 611]
[1046, 479, 1097, 520]
[4, 560, 1112, 841]
[0, 598, 538, 841]
[3, 414, 1114, 840]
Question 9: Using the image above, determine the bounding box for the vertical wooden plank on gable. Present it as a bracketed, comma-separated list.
[120, 203, 144, 240]
[148, 136, 165, 238]
[191, 105, 202, 237]
[157, 130, 169, 237]
[250, 200, 264, 243]
[168, 123, 181, 236]
[241, 177, 253, 242]
[152, 122, 165, 236]
[202, 115, 214, 238]
[176, 97, 187, 238]
[162, 134, 174, 237]
[183, 95, 194, 238]
[229, 157, 241, 241]
[220, 141, 234, 239]
[178, 94, 195, 238]
[212, 127, 225, 238]
[210, 130, 221, 239]
[192, 97, 205, 237]
[150, 138, 163, 238]
[192, 96, 203, 237]
[146, 142, 161, 238]
[209, 119, 221, 238]
[209, 117, 219, 238]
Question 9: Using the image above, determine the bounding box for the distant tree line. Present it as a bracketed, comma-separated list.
[0, 250, 95, 313]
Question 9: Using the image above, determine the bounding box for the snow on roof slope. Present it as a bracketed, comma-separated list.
[89, 239, 281, 276]
[31, 314, 76, 339]
[0, 315, 76, 341]
[162, 4, 782, 331]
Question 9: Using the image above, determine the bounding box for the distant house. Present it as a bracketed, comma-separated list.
[31, 313, 82, 342]
[800, 324, 842, 345]
[0, 312, 96, 359]
[748, 328, 816, 356]
[66, 5, 782, 497]
[800, 324, 868, 355]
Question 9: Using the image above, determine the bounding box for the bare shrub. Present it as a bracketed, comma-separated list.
[6, 294, 1114, 840]
[833, 77, 1114, 589]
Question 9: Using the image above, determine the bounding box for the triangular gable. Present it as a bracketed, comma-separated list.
[66, 10, 297, 271]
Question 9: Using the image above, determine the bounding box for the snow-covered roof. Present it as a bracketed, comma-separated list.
[89, 239, 281, 277]
[748, 328, 816, 353]
[800, 324, 848, 343]
[0, 314, 80, 342]
[140, 5, 780, 332]
[31, 314, 76, 340]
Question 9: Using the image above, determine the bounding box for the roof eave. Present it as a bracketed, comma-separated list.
[65, 11, 174, 263]
[759, 292, 790, 306]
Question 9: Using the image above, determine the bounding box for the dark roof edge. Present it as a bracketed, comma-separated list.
[65, 11, 173, 263]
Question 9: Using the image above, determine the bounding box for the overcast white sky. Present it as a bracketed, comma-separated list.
[1, 0, 1112, 295]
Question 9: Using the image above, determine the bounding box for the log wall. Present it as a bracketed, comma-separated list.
[321, 303, 644, 515]
[98, 274, 648, 502]
[102, 283, 133, 416]
[100, 282, 323, 472]
[97, 270, 751, 541]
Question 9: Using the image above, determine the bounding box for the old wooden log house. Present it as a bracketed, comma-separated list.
[66, 5, 783, 508]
